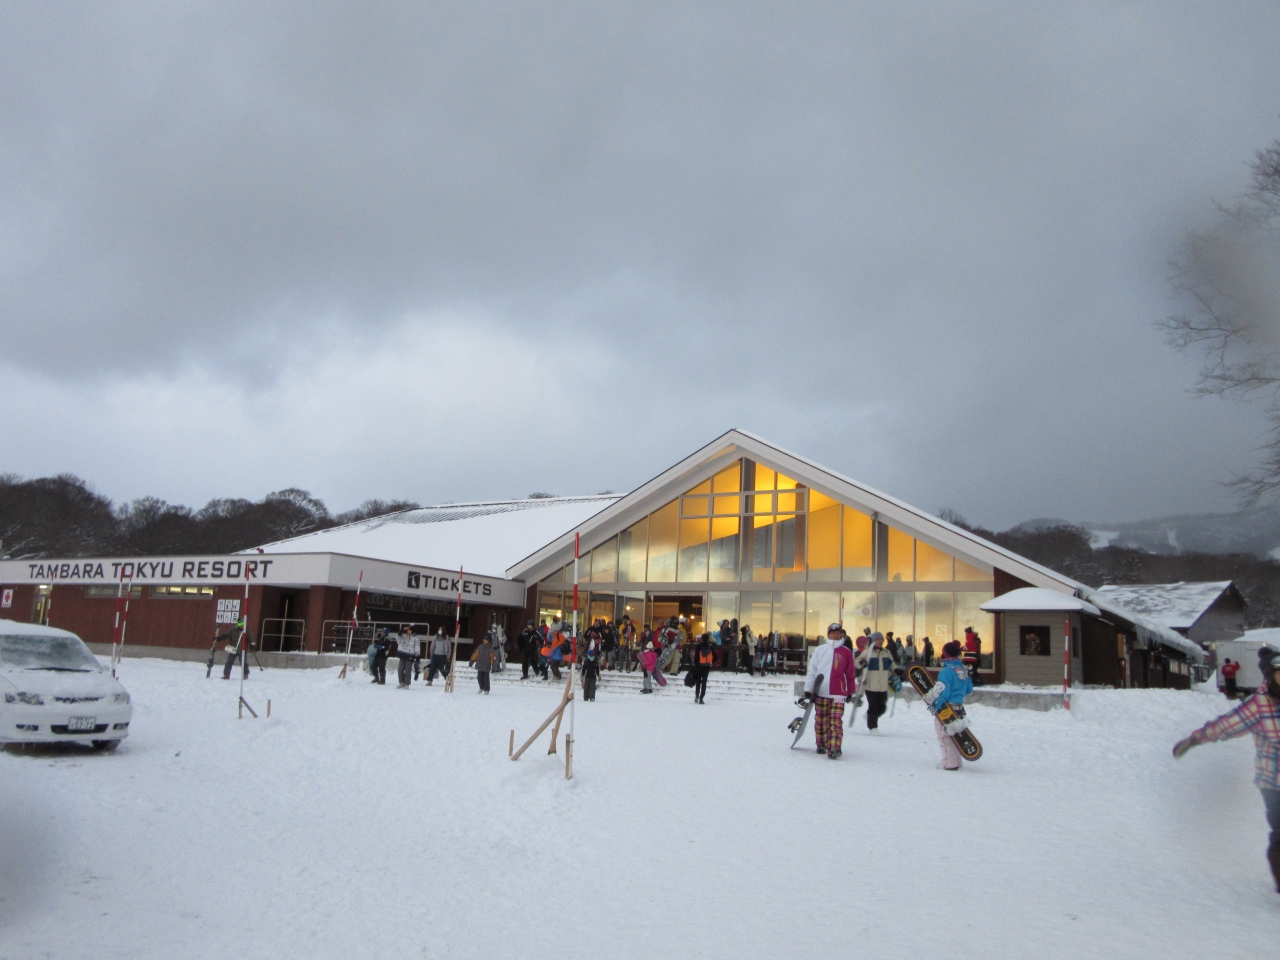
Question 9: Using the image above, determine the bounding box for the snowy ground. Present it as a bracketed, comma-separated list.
[1, 660, 1276, 960]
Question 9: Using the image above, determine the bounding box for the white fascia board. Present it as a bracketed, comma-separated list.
[506, 429, 1083, 595]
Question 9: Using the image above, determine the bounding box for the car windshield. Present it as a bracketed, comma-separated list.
[0, 634, 102, 672]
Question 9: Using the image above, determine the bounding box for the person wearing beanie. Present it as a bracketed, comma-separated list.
[802, 623, 860, 759]
[855, 632, 894, 733]
[922, 640, 973, 770]
[1174, 646, 1280, 894]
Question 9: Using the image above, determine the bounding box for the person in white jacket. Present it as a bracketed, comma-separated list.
[803, 624, 860, 759]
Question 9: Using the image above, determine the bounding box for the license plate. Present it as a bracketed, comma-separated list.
[67, 716, 97, 732]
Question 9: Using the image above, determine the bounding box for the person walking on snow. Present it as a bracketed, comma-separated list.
[803, 623, 860, 759]
[1174, 646, 1280, 893]
[219, 619, 251, 681]
[475, 635, 493, 693]
[641, 642, 658, 694]
[924, 641, 972, 770]
[856, 633, 895, 732]
[425, 629, 450, 685]
[692, 634, 714, 704]
[581, 639, 601, 701]
[548, 619, 566, 680]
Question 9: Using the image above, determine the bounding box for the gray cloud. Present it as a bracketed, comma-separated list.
[2, 2, 1279, 527]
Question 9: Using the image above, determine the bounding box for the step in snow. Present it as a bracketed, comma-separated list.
[450, 665, 796, 702]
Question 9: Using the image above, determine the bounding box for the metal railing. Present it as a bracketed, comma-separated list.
[260, 618, 307, 653]
[321, 620, 458, 656]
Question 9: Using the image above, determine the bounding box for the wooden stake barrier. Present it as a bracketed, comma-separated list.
[267, 699, 272, 718]
[509, 729, 514, 757]
[565, 734, 573, 779]
[510, 673, 574, 762]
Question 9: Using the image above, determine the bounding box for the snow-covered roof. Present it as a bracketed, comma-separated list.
[250, 496, 620, 578]
[981, 588, 1101, 615]
[1093, 582, 1233, 631]
[1081, 589, 1207, 663]
[1241, 627, 1280, 647]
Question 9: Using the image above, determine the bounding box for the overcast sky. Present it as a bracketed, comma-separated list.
[2, 2, 1279, 528]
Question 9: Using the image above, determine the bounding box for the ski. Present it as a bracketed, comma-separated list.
[205, 636, 219, 678]
[788, 673, 823, 749]
[906, 664, 982, 761]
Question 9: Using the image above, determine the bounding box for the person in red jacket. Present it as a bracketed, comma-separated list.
[802, 624, 860, 759]
[1222, 658, 1241, 699]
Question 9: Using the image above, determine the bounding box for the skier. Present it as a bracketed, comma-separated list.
[691, 634, 714, 704]
[425, 629, 450, 685]
[923, 641, 973, 771]
[475, 635, 493, 694]
[1174, 646, 1280, 893]
[581, 639, 601, 701]
[802, 623, 859, 759]
[640, 642, 657, 694]
[1222, 658, 1240, 699]
[855, 633, 894, 733]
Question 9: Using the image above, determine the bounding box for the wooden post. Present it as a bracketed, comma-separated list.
[509, 729, 514, 757]
[511, 674, 574, 761]
[267, 699, 272, 718]
[565, 734, 573, 779]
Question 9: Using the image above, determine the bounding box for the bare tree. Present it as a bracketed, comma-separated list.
[1161, 135, 1280, 503]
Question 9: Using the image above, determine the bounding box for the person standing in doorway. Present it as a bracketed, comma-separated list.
[924, 641, 973, 771]
[803, 623, 859, 759]
[426, 628, 450, 685]
[1223, 658, 1241, 699]
[1174, 647, 1280, 894]
[475, 635, 493, 693]
[856, 633, 895, 733]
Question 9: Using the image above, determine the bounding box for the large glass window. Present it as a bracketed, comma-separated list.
[774, 591, 806, 648]
[842, 507, 874, 581]
[618, 518, 648, 583]
[955, 556, 993, 582]
[592, 536, 617, 583]
[915, 591, 954, 646]
[807, 490, 841, 581]
[885, 527, 915, 582]
[915, 541, 953, 582]
[537, 591, 565, 624]
[588, 592, 614, 627]
[741, 591, 773, 636]
[805, 591, 841, 643]
[712, 460, 742, 517]
[707, 592, 739, 636]
[747, 515, 774, 582]
[677, 517, 710, 582]
[774, 514, 805, 582]
[709, 516, 741, 582]
[878, 591, 914, 639]
[616, 591, 645, 630]
[647, 501, 678, 581]
[955, 592, 996, 670]
[842, 591, 876, 637]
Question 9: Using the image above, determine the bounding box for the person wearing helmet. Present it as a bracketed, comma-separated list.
[924, 640, 973, 770]
[801, 623, 860, 759]
[1174, 646, 1280, 893]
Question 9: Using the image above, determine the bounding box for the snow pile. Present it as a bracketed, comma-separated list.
[1, 660, 1276, 959]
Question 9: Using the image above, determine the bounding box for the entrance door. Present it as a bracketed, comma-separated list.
[648, 595, 705, 637]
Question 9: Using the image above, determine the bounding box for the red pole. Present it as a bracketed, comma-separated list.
[572, 532, 580, 663]
[1062, 615, 1072, 710]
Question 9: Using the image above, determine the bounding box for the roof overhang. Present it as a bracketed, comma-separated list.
[981, 588, 1101, 615]
[506, 429, 1086, 594]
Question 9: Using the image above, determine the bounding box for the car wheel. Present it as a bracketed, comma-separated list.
[91, 739, 121, 752]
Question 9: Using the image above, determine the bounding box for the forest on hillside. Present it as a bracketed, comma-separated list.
[3, 474, 1279, 627]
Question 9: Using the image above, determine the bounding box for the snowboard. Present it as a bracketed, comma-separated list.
[788, 673, 823, 749]
[906, 664, 982, 761]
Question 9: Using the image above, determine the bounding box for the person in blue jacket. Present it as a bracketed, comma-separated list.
[924, 640, 973, 770]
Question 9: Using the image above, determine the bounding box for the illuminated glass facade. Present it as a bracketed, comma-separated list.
[535, 459, 997, 671]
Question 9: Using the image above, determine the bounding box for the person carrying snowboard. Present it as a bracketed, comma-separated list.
[802, 623, 859, 759]
[923, 641, 972, 770]
[1173, 646, 1280, 893]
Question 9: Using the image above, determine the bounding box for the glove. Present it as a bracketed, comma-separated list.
[923, 681, 945, 706]
[1172, 735, 1200, 759]
[796, 692, 813, 707]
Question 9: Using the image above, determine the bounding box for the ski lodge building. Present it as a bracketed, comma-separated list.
[0, 431, 1207, 688]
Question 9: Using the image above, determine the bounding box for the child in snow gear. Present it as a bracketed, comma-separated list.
[548, 620, 566, 680]
[918, 641, 975, 768]
[803, 624, 860, 758]
[1174, 646, 1280, 893]
[856, 633, 894, 732]
[581, 640, 600, 701]
[641, 642, 657, 693]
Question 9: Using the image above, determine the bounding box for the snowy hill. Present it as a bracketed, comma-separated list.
[1006, 506, 1280, 558]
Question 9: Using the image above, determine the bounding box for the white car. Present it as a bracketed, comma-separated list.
[0, 619, 133, 750]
